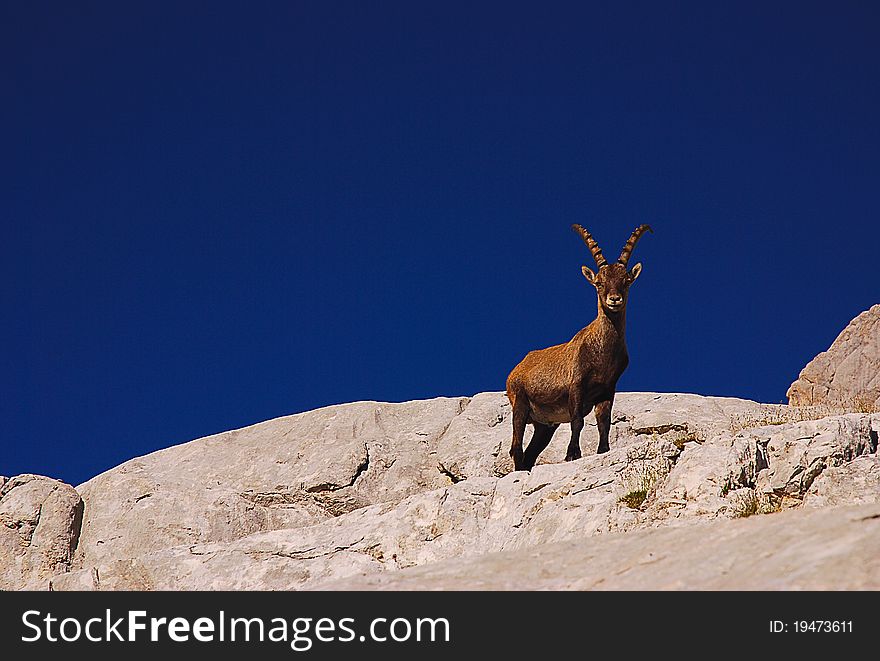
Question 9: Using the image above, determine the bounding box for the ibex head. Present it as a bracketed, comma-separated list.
[571, 224, 652, 314]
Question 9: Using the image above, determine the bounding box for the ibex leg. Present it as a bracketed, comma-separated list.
[565, 391, 586, 462]
[509, 393, 530, 471]
[523, 423, 558, 471]
[594, 396, 614, 454]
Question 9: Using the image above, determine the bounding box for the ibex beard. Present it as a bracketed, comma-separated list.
[506, 223, 652, 471]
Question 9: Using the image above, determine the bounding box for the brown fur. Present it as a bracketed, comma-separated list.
[506, 225, 652, 470]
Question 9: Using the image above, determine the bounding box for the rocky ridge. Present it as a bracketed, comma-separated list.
[3, 391, 878, 590]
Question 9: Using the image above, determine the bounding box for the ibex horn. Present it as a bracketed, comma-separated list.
[571, 224, 607, 268]
[617, 224, 653, 266]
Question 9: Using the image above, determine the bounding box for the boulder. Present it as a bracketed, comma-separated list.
[0, 475, 83, 590]
[787, 304, 880, 410]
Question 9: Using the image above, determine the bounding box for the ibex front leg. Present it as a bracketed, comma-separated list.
[594, 395, 614, 454]
[565, 389, 586, 462]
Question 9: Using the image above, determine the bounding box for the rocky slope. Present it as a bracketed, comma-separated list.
[3, 391, 878, 590]
[316, 502, 880, 590]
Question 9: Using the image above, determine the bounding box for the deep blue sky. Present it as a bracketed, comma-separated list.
[3, 2, 878, 485]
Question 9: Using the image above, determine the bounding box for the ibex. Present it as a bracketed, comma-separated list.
[506, 224, 652, 471]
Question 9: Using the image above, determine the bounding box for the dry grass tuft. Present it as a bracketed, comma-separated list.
[618, 461, 671, 510]
[730, 489, 784, 518]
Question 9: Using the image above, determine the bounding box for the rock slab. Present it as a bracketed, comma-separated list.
[316, 503, 880, 590]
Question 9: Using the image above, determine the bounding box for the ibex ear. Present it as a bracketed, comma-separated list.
[629, 262, 643, 282]
[582, 265, 597, 285]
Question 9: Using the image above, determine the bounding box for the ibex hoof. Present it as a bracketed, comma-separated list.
[510, 450, 525, 471]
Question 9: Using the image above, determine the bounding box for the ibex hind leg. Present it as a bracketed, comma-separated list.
[522, 423, 558, 471]
[509, 393, 530, 471]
